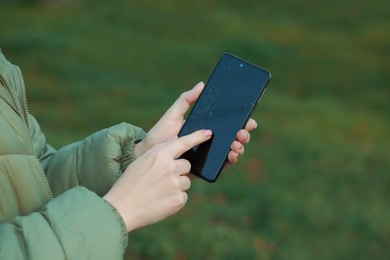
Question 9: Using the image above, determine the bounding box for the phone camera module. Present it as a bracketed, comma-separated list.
[240, 63, 244, 68]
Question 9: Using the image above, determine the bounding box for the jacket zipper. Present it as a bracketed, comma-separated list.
[17, 67, 54, 200]
[37, 156, 54, 200]
[3, 67, 55, 200]
[16, 66, 32, 134]
[0, 75, 23, 118]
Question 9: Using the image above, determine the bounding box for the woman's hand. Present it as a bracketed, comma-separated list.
[133, 82, 205, 159]
[104, 129, 213, 233]
[133, 82, 257, 166]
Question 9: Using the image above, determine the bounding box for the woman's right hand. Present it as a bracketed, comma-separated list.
[103, 129, 212, 233]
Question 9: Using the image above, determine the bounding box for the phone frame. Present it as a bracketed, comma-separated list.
[179, 53, 271, 182]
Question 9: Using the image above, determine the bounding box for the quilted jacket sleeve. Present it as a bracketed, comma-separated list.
[29, 115, 147, 197]
[0, 186, 127, 260]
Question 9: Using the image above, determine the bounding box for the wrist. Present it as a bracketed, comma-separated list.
[103, 194, 141, 233]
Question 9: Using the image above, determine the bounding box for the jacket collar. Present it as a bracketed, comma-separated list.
[0, 49, 27, 120]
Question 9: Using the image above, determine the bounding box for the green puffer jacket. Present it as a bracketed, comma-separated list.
[0, 49, 146, 259]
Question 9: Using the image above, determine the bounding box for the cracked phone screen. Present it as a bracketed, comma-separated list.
[179, 53, 271, 182]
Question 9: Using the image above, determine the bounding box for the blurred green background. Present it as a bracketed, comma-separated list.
[1, 0, 389, 259]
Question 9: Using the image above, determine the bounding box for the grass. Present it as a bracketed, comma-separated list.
[0, 0, 389, 259]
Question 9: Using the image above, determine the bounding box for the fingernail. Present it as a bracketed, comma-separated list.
[203, 129, 212, 137]
[194, 82, 204, 90]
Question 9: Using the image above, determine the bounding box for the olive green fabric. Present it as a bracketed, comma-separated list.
[0, 49, 146, 259]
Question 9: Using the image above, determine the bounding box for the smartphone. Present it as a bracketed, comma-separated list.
[178, 53, 271, 182]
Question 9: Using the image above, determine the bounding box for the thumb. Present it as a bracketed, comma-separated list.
[164, 82, 205, 120]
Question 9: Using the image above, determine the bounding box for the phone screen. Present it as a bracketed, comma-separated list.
[179, 53, 271, 182]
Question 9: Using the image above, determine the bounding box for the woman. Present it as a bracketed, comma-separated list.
[0, 49, 257, 259]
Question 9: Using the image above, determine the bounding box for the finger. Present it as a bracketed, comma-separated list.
[236, 129, 251, 144]
[231, 140, 245, 155]
[227, 151, 239, 165]
[170, 129, 212, 158]
[245, 118, 258, 131]
[181, 192, 188, 206]
[176, 158, 191, 175]
[180, 175, 191, 191]
[164, 82, 205, 119]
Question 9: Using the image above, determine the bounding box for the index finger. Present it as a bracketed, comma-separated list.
[169, 129, 212, 159]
